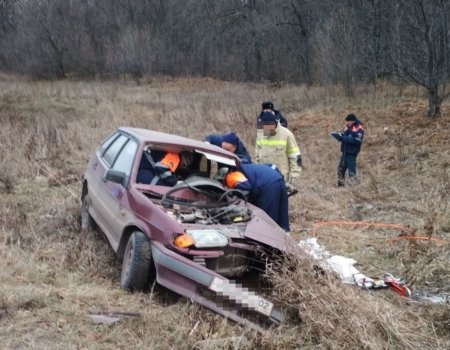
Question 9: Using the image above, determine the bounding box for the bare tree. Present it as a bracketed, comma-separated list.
[0, 0, 17, 68]
[0, 0, 448, 118]
[393, 0, 449, 118]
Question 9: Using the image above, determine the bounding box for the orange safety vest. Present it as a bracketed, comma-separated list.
[225, 171, 248, 188]
[160, 152, 180, 172]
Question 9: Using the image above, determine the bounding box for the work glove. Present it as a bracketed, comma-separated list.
[289, 174, 301, 186]
[297, 155, 303, 168]
[285, 182, 298, 197]
[289, 176, 300, 187]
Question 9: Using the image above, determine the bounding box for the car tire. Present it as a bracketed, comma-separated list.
[81, 193, 97, 231]
[121, 231, 155, 291]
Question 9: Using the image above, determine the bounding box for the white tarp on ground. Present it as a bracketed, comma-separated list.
[298, 237, 375, 287]
[299, 238, 450, 303]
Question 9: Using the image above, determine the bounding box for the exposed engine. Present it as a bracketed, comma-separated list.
[174, 205, 252, 225]
[143, 176, 259, 277]
[144, 175, 253, 225]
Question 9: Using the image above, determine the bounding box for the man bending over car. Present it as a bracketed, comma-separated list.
[218, 163, 290, 233]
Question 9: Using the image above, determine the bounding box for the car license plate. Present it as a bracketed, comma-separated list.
[209, 277, 274, 316]
[254, 297, 274, 316]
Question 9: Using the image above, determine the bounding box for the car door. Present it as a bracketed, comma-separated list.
[105, 137, 139, 245]
[88, 132, 124, 235]
[92, 134, 137, 251]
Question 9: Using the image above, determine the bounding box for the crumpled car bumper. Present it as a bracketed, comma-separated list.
[151, 241, 284, 327]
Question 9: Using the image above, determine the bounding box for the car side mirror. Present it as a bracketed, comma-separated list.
[104, 169, 127, 186]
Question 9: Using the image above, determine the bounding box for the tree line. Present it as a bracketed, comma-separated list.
[0, 0, 449, 117]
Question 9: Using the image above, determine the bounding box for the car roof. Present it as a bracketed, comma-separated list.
[119, 127, 240, 162]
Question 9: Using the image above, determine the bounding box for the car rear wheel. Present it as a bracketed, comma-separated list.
[81, 193, 97, 231]
[121, 231, 155, 291]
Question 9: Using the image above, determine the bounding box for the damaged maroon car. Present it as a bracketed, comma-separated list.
[81, 127, 292, 326]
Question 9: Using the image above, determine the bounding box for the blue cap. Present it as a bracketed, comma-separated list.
[222, 132, 239, 145]
[258, 111, 277, 125]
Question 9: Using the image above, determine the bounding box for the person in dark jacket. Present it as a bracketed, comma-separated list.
[137, 150, 180, 186]
[330, 114, 365, 186]
[204, 132, 252, 163]
[257, 101, 288, 128]
[221, 163, 290, 232]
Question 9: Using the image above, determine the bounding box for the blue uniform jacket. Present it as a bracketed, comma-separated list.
[334, 120, 364, 154]
[228, 163, 290, 231]
[204, 134, 252, 163]
[238, 163, 284, 199]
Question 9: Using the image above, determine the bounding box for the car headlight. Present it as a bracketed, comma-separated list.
[186, 229, 228, 248]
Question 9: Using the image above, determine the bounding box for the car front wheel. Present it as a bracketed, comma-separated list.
[121, 231, 155, 291]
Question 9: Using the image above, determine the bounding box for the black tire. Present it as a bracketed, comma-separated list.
[81, 193, 97, 231]
[121, 231, 155, 291]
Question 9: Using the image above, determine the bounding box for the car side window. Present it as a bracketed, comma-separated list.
[99, 132, 119, 156]
[112, 139, 138, 179]
[103, 134, 128, 167]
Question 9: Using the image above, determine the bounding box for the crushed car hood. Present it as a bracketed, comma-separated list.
[172, 176, 290, 251]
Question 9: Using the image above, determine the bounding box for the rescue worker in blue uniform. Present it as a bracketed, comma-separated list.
[220, 163, 290, 232]
[257, 101, 288, 128]
[137, 149, 180, 186]
[330, 114, 365, 186]
[204, 132, 252, 163]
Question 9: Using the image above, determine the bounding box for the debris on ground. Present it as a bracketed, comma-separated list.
[411, 291, 450, 304]
[193, 336, 250, 350]
[87, 311, 141, 325]
[299, 238, 411, 296]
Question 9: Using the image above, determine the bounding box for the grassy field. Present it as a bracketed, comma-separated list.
[0, 74, 449, 349]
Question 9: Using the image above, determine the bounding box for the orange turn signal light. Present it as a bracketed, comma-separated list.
[174, 233, 195, 248]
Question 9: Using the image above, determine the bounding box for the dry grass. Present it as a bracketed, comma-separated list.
[265, 254, 444, 349]
[0, 74, 449, 349]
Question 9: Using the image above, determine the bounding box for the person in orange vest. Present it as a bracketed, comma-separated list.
[330, 114, 365, 186]
[221, 163, 290, 232]
[137, 150, 180, 186]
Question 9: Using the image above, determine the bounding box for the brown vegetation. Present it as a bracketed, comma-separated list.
[0, 75, 449, 349]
